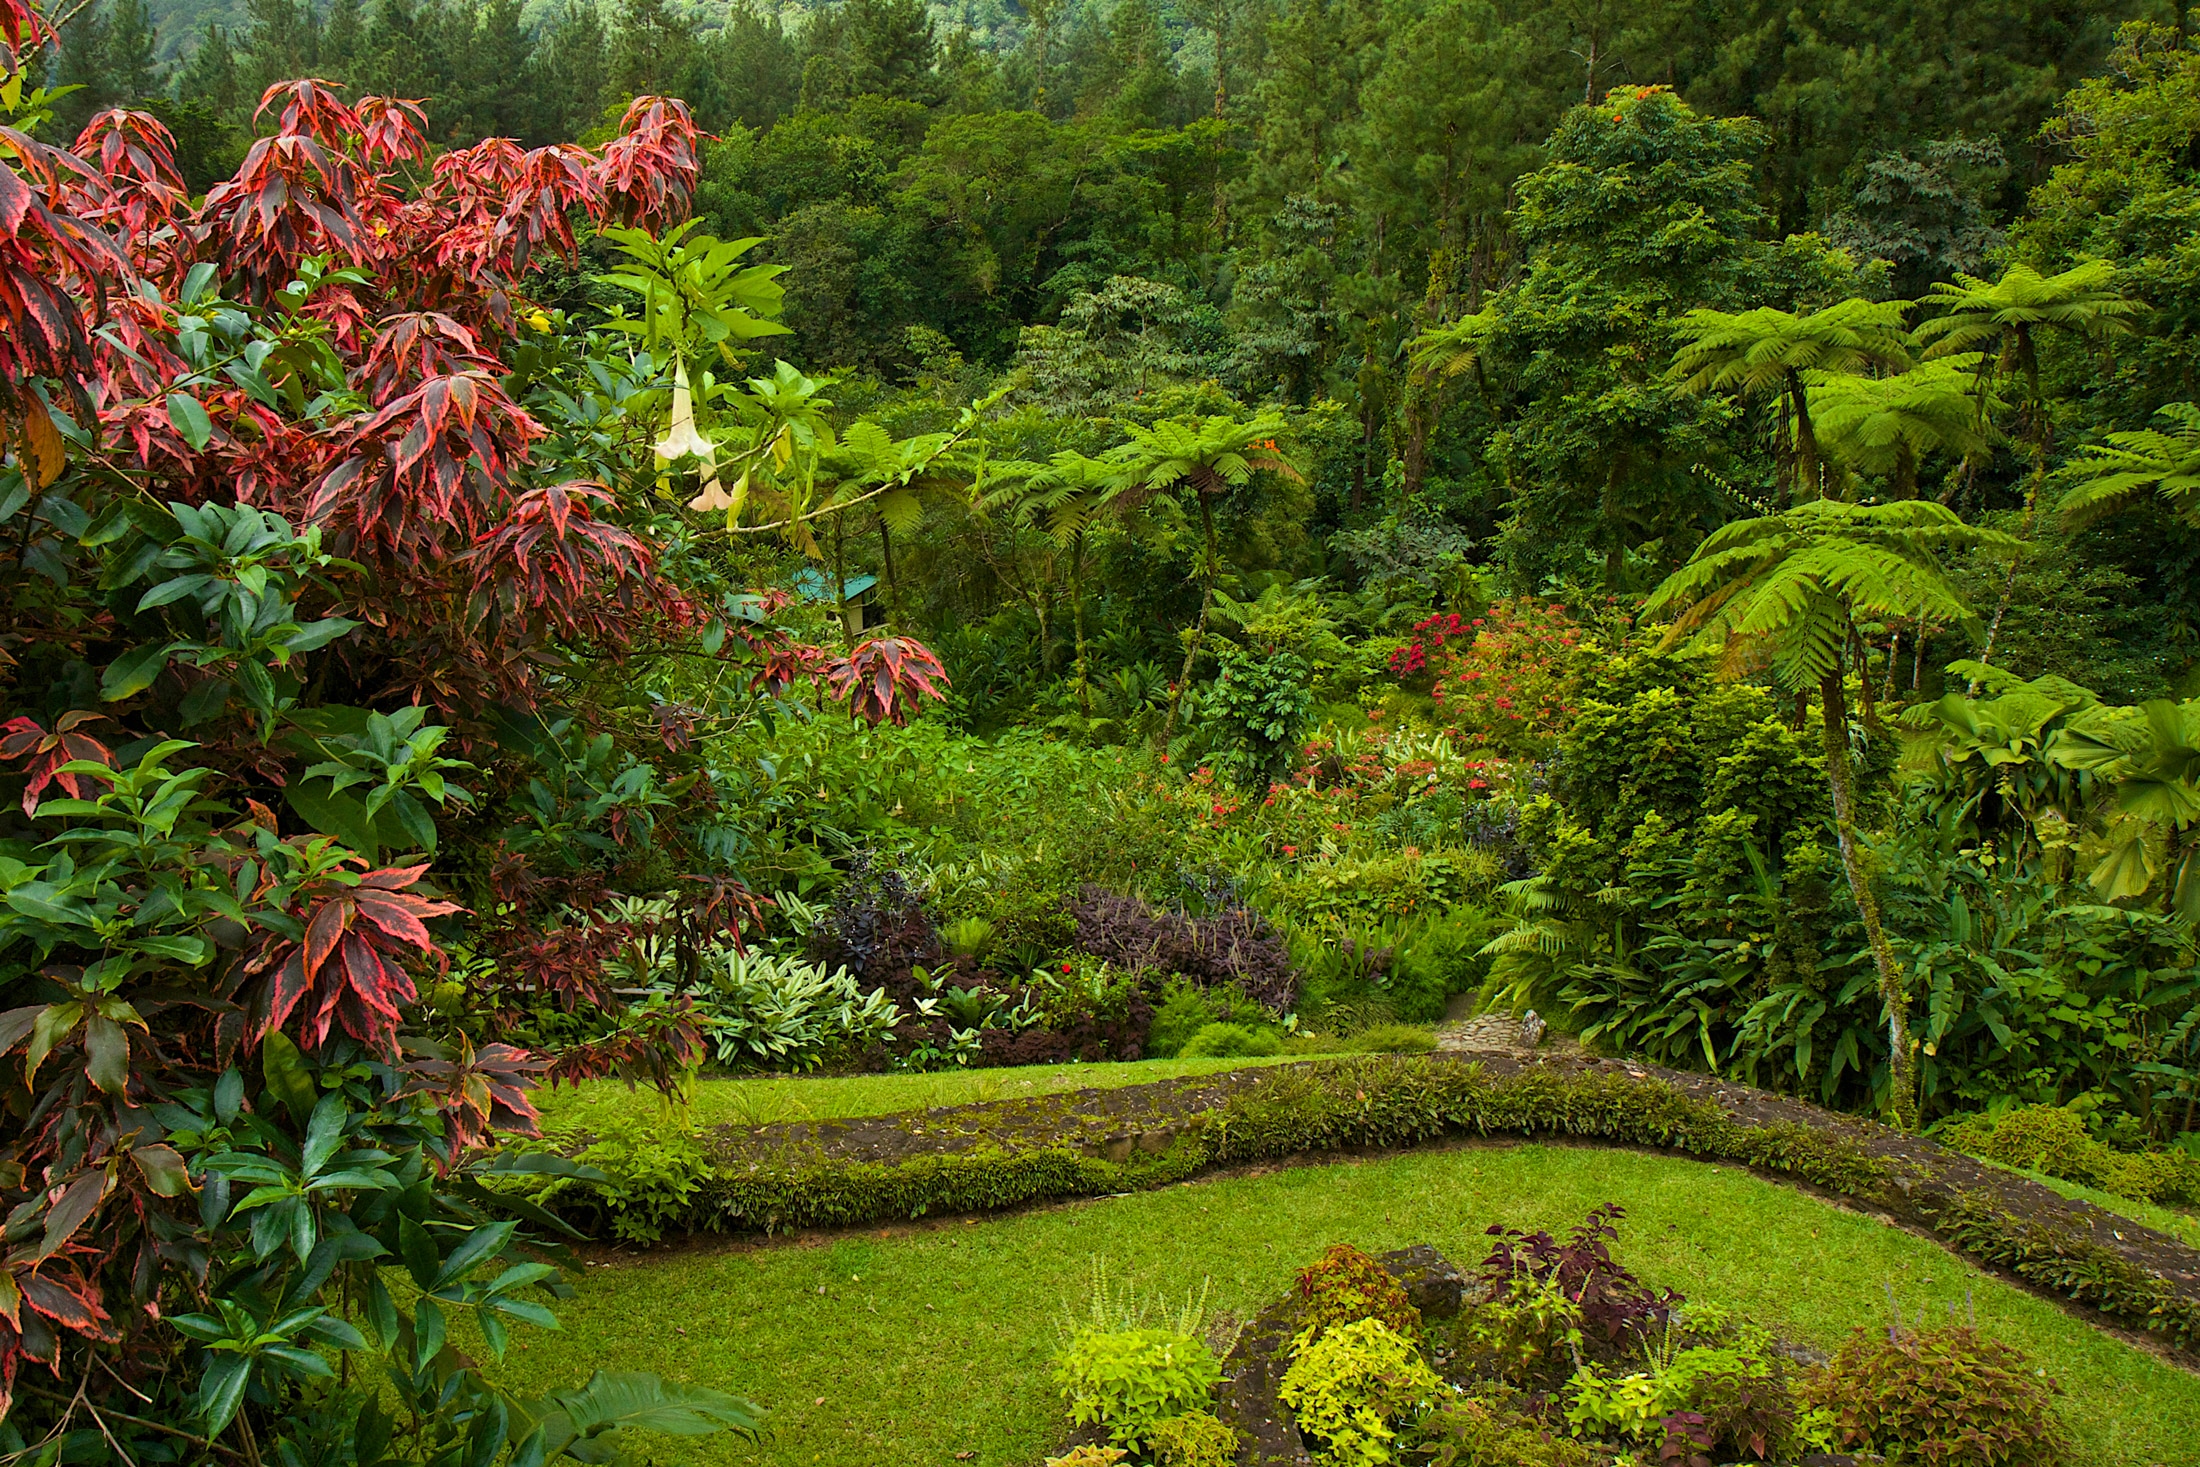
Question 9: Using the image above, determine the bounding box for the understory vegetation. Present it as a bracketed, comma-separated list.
[8, 0, 2200, 1461]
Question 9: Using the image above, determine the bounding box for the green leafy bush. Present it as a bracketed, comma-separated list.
[1148, 1409, 1241, 1467]
[1800, 1324, 2070, 1467]
[1278, 1317, 1442, 1466]
[1408, 1395, 1601, 1467]
[1944, 1104, 2199, 1204]
[1291, 1243, 1423, 1348]
[1055, 1328, 1224, 1452]
[1149, 979, 1278, 1058]
[1328, 1023, 1437, 1055]
[1179, 1021, 1284, 1058]
[1148, 984, 1224, 1058]
[1452, 1269, 1584, 1388]
[565, 1119, 715, 1245]
[1563, 1344, 1797, 1459]
[687, 947, 904, 1070]
[1044, 1447, 1127, 1467]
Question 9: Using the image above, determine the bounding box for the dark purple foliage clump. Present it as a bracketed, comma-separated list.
[1069, 885, 1297, 1013]
[806, 854, 940, 1002]
[1480, 1203, 1679, 1358]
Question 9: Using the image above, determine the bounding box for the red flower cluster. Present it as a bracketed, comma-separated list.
[1387, 611, 1472, 676]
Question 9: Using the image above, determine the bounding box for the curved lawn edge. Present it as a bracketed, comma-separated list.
[514, 1051, 2200, 1358]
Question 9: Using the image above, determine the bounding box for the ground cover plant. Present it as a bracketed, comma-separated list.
[485, 1144, 2200, 1467]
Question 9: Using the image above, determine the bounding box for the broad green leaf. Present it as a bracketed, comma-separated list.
[102, 641, 174, 700]
[261, 1030, 317, 1122]
[166, 393, 214, 452]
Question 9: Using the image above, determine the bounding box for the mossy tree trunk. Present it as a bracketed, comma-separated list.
[1819, 666, 1918, 1129]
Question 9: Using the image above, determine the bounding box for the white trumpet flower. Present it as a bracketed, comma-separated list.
[654, 357, 741, 515]
[653, 357, 715, 463]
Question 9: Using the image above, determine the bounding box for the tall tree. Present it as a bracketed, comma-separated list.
[611, 0, 700, 105]
[1808, 355, 1999, 500]
[1486, 87, 1766, 589]
[531, 0, 612, 142]
[1915, 261, 2140, 668]
[1103, 414, 1299, 742]
[1645, 500, 2019, 1128]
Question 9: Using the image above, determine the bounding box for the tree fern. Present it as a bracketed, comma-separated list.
[1646, 499, 2016, 1128]
[2056, 401, 2200, 529]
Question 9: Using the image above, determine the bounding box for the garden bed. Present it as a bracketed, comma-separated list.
[488, 1145, 2200, 1467]
[516, 1051, 2200, 1358]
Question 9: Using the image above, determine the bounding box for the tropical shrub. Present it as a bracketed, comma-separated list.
[0, 42, 960, 1457]
[1178, 1020, 1283, 1058]
[1054, 1327, 1224, 1453]
[1070, 885, 1298, 1013]
[1147, 1409, 1241, 1467]
[687, 947, 906, 1069]
[1944, 1104, 2200, 1203]
[1408, 1395, 1601, 1467]
[1291, 1243, 1423, 1348]
[1480, 1204, 1677, 1361]
[1420, 599, 1589, 758]
[1277, 1317, 1442, 1466]
[1801, 1324, 2070, 1466]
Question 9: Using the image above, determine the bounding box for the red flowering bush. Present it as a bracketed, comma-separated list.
[1421, 599, 1584, 757]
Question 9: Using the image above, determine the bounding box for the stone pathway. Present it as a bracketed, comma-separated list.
[1433, 1001, 1584, 1058]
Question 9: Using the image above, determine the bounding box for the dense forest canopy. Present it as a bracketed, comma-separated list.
[8, 0, 2200, 1458]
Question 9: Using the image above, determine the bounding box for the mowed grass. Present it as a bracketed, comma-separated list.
[532, 1055, 1306, 1136]
[488, 1143, 2200, 1467]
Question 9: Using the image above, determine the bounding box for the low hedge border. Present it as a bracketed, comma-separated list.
[511, 1053, 2200, 1356]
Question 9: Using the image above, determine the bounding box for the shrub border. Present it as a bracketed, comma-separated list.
[524, 1053, 2200, 1356]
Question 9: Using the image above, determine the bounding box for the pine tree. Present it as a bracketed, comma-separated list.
[707, 1, 800, 131]
[530, 0, 612, 141]
[174, 23, 247, 131]
[105, 0, 163, 101]
[611, 0, 698, 104]
[323, 0, 365, 78]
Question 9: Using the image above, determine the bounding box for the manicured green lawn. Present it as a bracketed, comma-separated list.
[532, 1055, 1306, 1136]
[489, 1142, 2200, 1467]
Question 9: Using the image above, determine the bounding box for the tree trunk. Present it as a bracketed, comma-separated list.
[1070, 531, 1092, 718]
[830, 514, 853, 647]
[1975, 326, 2050, 681]
[1401, 383, 1429, 501]
[876, 512, 903, 628]
[1161, 496, 1221, 744]
[1819, 667, 1918, 1129]
[1789, 372, 1821, 501]
[1972, 437, 2048, 679]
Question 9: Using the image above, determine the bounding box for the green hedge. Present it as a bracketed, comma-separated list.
[507, 1055, 2200, 1351]
[515, 1057, 1891, 1238]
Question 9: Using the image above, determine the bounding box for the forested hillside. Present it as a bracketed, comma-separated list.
[9, 0, 2200, 1457]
